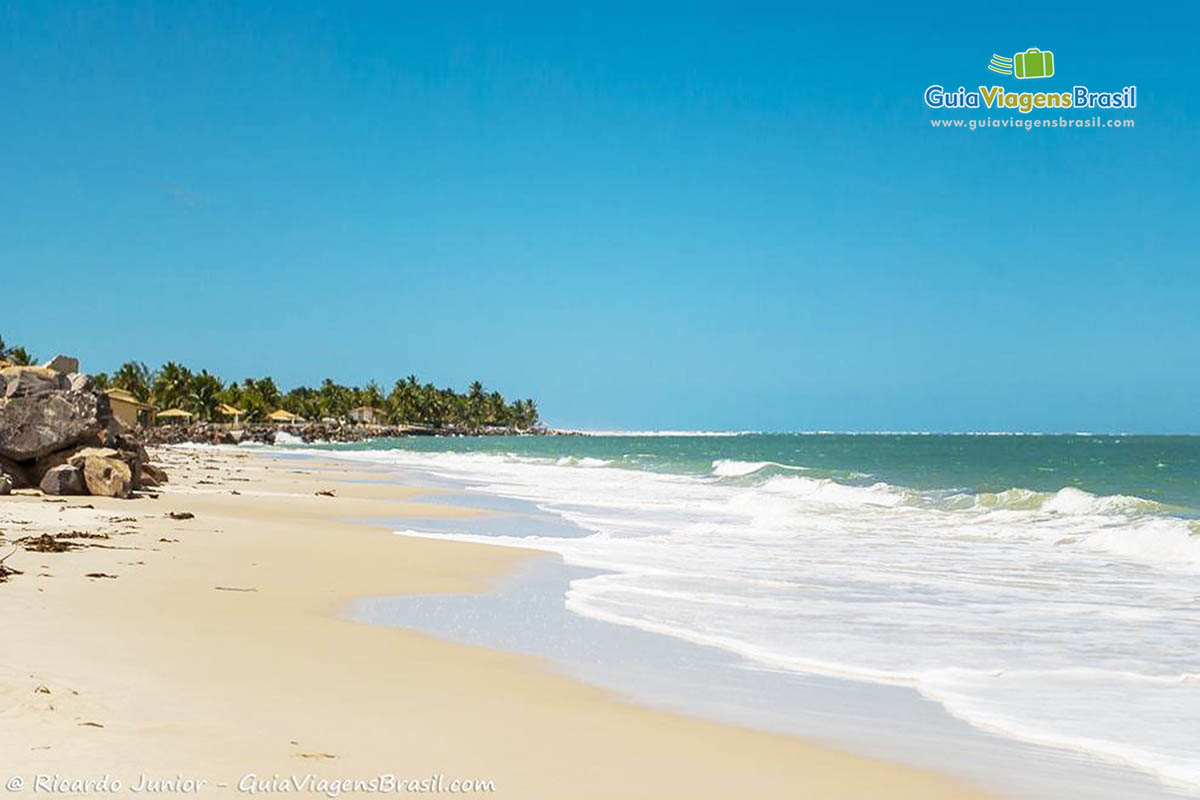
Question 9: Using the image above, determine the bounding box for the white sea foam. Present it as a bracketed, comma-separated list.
[555, 456, 613, 467]
[710, 459, 809, 477]
[326, 446, 1200, 790]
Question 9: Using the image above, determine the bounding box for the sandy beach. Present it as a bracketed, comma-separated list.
[0, 446, 999, 799]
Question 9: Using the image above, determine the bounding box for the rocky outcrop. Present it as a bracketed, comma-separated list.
[0, 389, 107, 460]
[40, 464, 86, 495]
[42, 355, 80, 374]
[68, 373, 94, 392]
[142, 420, 544, 447]
[0, 355, 169, 498]
[1, 365, 70, 398]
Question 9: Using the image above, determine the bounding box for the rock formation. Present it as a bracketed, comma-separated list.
[0, 356, 168, 498]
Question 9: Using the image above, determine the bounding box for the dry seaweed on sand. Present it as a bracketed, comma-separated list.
[56, 531, 110, 540]
[20, 534, 78, 553]
[166, 511, 194, 520]
[314, 489, 336, 497]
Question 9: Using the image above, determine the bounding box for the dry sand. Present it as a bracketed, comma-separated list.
[0, 446, 1000, 798]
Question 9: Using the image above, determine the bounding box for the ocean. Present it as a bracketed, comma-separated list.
[304, 433, 1200, 793]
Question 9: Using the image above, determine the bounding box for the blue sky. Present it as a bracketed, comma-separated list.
[2, 2, 1197, 432]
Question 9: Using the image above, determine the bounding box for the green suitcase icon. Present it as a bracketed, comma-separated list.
[1014, 48, 1054, 79]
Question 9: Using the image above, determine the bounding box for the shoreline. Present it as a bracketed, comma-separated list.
[0, 445, 1005, 798]
[358, 545, 1183, 800]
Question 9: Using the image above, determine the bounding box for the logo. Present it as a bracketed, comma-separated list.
[924, 47, 1136, 115]
[989, 48, 1055, 79]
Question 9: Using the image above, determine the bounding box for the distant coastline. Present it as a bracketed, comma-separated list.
[1, 333, 542, 435]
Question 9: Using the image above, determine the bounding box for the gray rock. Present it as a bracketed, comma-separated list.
[67, 372, 94, 392]
[0, 473, 12, 495]
[1, 366, 69, 398]
[35, 445, 84, 482]
[41, 355, 80, 375]
[39, 464, 86, 495]
[0, 390, 106, 460]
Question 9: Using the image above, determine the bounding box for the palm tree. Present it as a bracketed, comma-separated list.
[112, 361, 154, 402]
[387, 375, 421, 424]
[237, 377, 281, 420]
[0, 335, 36, 366]
[152, 362, 194, 410]
[187, 370, 224, 420]
[466, 381, 487, 430]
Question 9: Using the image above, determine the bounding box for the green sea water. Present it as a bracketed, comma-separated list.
[321, 433, 1200, 512]
[307, 431, 1200, 789]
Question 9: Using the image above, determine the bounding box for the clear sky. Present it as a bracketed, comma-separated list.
[3, 2, 1197, 432]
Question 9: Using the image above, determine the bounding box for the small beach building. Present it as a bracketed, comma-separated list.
[267, 409, 304, 425]
[347, 405, 382, 425]
[155, 408, 194, 425]
[104, 388, 153, 427]
[217, 403, 246, 425]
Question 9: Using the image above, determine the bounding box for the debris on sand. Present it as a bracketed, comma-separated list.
[57, 531, 109, 540]
[215, 586, 258, 592]
[315, 489, 336, 497]
[84, 572, 117, 579]
[21, 534, 77, 553]
[0, 547, 22, 582]
[166, 511, 194, 520]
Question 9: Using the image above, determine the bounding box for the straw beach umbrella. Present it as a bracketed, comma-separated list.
[217, 403, 245, 425]
[155, 408, 194, 426]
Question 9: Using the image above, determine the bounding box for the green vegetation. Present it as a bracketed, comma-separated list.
[0, 334, 35, 366]
[2, 333, 540, 431]
[103, 362, 540, 429]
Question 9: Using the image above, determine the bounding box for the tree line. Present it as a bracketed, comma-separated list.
[1, 335, 540, 430]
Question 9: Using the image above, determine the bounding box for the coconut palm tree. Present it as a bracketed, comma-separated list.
[187, 370, 224, 420]
[0, 335, 36, 365]
[152, 362, 193, 410]
[112, 361, 154, 402]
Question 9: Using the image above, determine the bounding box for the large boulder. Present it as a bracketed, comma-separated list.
[40, 464, 86, 495]
[78, 455, 132, 498]
[41, 355, 80, 374]
[1, 366, 69, 398]
[34, 444, 87, 482]
[67, 446, 121, 464]
[0, 390, 107, 460]
[69, 446, 146, 491]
